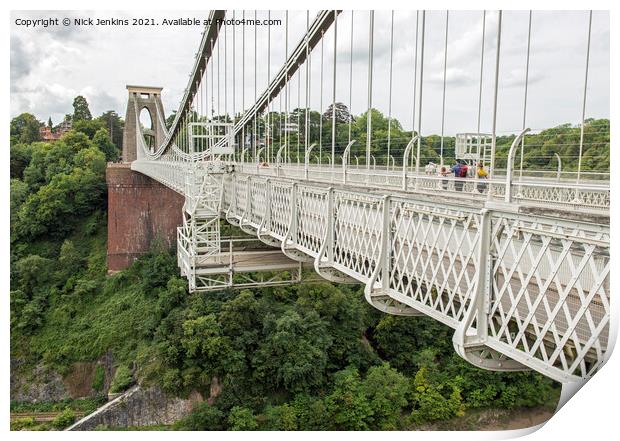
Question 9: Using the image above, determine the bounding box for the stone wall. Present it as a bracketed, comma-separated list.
[106, 163, 184, 271]
[67, 386, 202, 430]
[10, 360, 70, 403]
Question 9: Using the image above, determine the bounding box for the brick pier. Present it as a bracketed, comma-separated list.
[106, 163, 184, 272]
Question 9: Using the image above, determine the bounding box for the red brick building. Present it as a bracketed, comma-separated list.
[39, 120, 72, 141]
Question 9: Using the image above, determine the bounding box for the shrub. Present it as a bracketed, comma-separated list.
[263, 404, 298, 430]
[109, 365, 133, 393]
[324, 368, 373, 430]
[227, 406, 258, 431]
[409, 367, 465, 425]
[11, 416, 36, 431]
[362, 363, 409, 430]
[175, 402, 225, 430]
[52, 408, 76, 429]
[92, 365, 105, 392]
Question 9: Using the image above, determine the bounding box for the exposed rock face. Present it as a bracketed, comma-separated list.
[11, 353, 116, 403]
[11, 360, 71, 403]
[68, 385, 203, 430]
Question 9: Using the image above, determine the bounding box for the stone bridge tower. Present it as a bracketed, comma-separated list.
[122, 85, 166, 163]
[107, 85, 183, 272]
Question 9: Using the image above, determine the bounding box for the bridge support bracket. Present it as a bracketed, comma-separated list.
[363, 195, 425, 316]
[452, 208, 529, 372]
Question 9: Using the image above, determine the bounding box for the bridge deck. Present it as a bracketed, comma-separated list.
[194, 249, 300, 275]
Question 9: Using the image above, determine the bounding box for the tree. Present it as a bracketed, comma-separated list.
[12, 254, 55, 332]
[323, 102, 353, 123]
[373, 315, 453, 374]
[73, 119, 106, 139]
[48, 117, 53, 128]
[10, 143, 33, 179]
[109, 365, 133, 393]
[176, 402, 225, 430]
[291, 395, 329, 430]
[253, 309, 331, 393]
[295, 283, 371, 369]
[227, 406, 258, 431]
[10, 179, 29, 227]
[361, 363, 409, 430]
[59, 240, 83, 278]
[16, 144, 107, 240]
[180, 314, 229, 376]
[72, 95, 92, 121]
[51, 408, 76, 429]
[165, 111, 177, 130]
[93, 128, 119, 161]
[263, 404, 298, 430]
[408, 367, 464, 424]
[97, 110, 124, 150]
[10, 113, 41, 144]
[325, 367, 373, 430]
[14, 254, 55, 294]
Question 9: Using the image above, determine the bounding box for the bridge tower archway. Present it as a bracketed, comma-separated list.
[122, 85, 166, 162]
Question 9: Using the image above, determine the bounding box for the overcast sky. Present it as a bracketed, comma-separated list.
[10, 10, 609, 135]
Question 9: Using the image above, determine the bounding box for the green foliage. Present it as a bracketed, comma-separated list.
[253, 309, 331, 393]
[92, 365, 105, 392]
[262, 403, 298, 430]
[73, 119, 105, 139]
[362, 363, 409, 430]
[11, 255, 55, 333]
[227, 406, 258, 431]
[92, 128, 119, 161]
[11, 396, 107, 413]
[181, 314, 228, 374]
[10, 143, 33, 179]
[17, 161, 106, 240]
[51, 408, 76, 429]
[13, 130, 106, 242]
[290, 395, 329, 430]
[373, 315, 453, 374]
[11, 113, 41, 145]
[96, 110, 124, 150]
[11, 416, 36, 431]
[324, 367, 373, 430]
[135, 247, 178, 292]
[262, 105, 608, 173]
[493, 118, 609, 173]
[110, 365, 133, 393]
[175, 402, 225, 430]
[72, 95, 92, 121]
[409, 367, 464, 424]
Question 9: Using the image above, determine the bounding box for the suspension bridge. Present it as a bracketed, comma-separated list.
[108, 10, 610, 385]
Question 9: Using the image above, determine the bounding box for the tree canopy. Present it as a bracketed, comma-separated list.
[72, 95, 92, 121]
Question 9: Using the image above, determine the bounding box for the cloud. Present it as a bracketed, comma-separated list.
[9, 10, 609, 135]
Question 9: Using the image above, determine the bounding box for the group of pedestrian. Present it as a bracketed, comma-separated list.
[437, 160, 488, 193]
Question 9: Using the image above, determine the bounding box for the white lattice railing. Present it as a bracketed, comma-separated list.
[235, 163, 610, 212]
[221, 172, 610, 383]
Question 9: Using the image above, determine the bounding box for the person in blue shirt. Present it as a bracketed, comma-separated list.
[451, 161, 464, 192]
